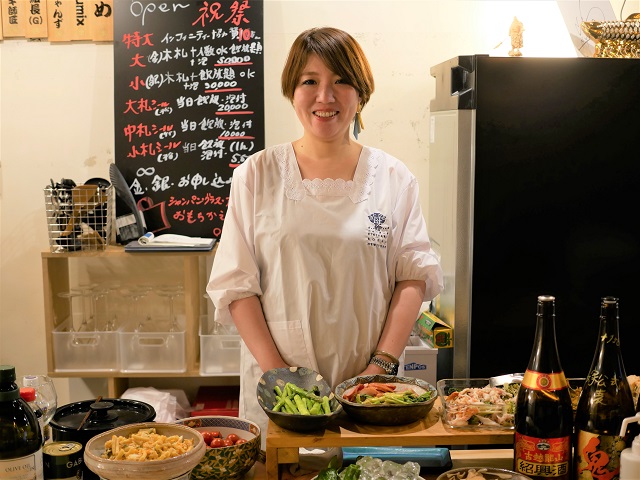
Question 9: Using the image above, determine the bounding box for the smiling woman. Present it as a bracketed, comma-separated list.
[206, 26, 443, 449]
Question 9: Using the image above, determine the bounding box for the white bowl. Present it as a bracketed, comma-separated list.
[83, 422, 206, 480]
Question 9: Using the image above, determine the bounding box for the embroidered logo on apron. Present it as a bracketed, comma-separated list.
[367, 212, 388, 248]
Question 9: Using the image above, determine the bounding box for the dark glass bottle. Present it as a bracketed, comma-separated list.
[514, 295, 573, 480]
[574, 297, 635, 479]
[0, 365, 44, 479]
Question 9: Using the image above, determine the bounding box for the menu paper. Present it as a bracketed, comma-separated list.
[114, 0, 265, 239]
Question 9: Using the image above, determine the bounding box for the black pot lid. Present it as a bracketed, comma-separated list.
[50, 398, 156, 434]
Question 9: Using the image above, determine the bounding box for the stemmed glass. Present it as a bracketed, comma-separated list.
[57, 290, 83, 332]
[122, 286, 152, 332]
[76, 283, 98, 332]
[157, 284, 184, 332]
[89, 283, 121, 332]
[101, 282, 121, 331]
[22, 374, 57, 442]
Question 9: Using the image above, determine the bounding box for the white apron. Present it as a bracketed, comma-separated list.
[207, 143, 443, 445]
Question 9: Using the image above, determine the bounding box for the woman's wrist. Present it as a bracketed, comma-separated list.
[361, 363, 386, 376]
[368, 352, 399, 375]
[372, 350, 400, 365]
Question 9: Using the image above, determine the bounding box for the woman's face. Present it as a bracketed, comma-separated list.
[292, 53, 360, 142]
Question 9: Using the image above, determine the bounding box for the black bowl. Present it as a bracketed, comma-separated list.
[256, 367, 342, 433]
[334, 374, 437, 426]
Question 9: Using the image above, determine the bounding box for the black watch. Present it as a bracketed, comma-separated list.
[369, 355, 399, 375]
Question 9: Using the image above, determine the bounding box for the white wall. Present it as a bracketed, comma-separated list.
[0, 0, 632, 406]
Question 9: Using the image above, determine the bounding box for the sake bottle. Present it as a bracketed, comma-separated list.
[574, 297, 635, 479]
[0, 365, 44, 479]
[514, 295, 573, 480]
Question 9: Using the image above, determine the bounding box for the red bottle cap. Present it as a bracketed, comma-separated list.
[20, 387, 36, 402]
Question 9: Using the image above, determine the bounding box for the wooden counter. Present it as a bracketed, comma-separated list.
[251, 449, 514, 480]
[263, 400, 514, 479]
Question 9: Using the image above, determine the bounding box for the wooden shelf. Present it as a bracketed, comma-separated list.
[41, 245, 223, 397]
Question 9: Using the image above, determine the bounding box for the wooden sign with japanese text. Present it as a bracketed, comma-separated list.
[0, 0, 112, 40]
[1, 0, 26, 37]
[114, 0, 265, 239]
[47, 0, 114, 42]
[3, 0, 49, 39]
[25, 0, 48, 39]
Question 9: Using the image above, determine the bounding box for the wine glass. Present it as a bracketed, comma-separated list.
[22, 374, 57, 442]
[57, 290, 83, 332]
[122, 286, 152, 332]
[157, 284, 184, 332]
[90, 285, 112, 331]
[69, 283, 98, 332]
[102, 282, 122, 331]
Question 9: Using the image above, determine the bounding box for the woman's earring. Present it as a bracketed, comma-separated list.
[353, 109, 364, 139]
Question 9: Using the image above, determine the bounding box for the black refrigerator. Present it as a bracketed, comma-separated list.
[428, 54, 640, 380]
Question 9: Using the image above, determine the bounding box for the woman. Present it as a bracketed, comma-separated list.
[206, 26, 443, 443]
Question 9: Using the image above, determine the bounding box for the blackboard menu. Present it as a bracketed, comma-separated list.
[114, 0, 264, 239]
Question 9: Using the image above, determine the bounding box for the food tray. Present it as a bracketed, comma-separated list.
[436, 378, 518, 430]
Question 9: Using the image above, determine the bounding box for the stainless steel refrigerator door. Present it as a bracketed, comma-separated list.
[428, 109, 475, 378]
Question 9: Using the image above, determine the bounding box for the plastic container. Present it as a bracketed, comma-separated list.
[52, 318, 119, 372]
[437, 378, 517, 430]
[199, 316, 241, 376]
[118, 318, 186, 373]
[401, 335, 438, 385]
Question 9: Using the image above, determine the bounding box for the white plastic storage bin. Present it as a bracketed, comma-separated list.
[52, 317, 119, 372]
[199, 316, 241, 376]
[401, 335, 438, 386]
[118, 318, 186, 373]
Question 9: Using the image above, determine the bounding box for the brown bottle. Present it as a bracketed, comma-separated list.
[514, 295, 573, 480]
[574, 297, 635, 479]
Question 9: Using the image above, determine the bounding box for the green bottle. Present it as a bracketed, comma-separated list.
[0, 365, 44, 479]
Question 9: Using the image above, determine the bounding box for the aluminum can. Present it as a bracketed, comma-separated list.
[43, 441, 83, 480]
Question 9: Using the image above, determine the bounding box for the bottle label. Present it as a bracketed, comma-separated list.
[514, 432, 571, 478]
[575, 430, 625, 479]
[0, 450, 44, 480]
[522, 369, 568, 391]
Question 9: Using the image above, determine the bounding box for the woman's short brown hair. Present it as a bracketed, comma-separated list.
[281, 27, 375, 109]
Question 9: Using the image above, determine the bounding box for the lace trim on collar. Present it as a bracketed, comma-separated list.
[302, 178, 354, 196]
[275, 143, 378, 203]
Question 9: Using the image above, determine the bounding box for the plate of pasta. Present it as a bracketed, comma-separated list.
[83, 422, 206, 480]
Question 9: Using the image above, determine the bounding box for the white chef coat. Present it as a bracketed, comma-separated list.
[206, 143, 443, 443]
